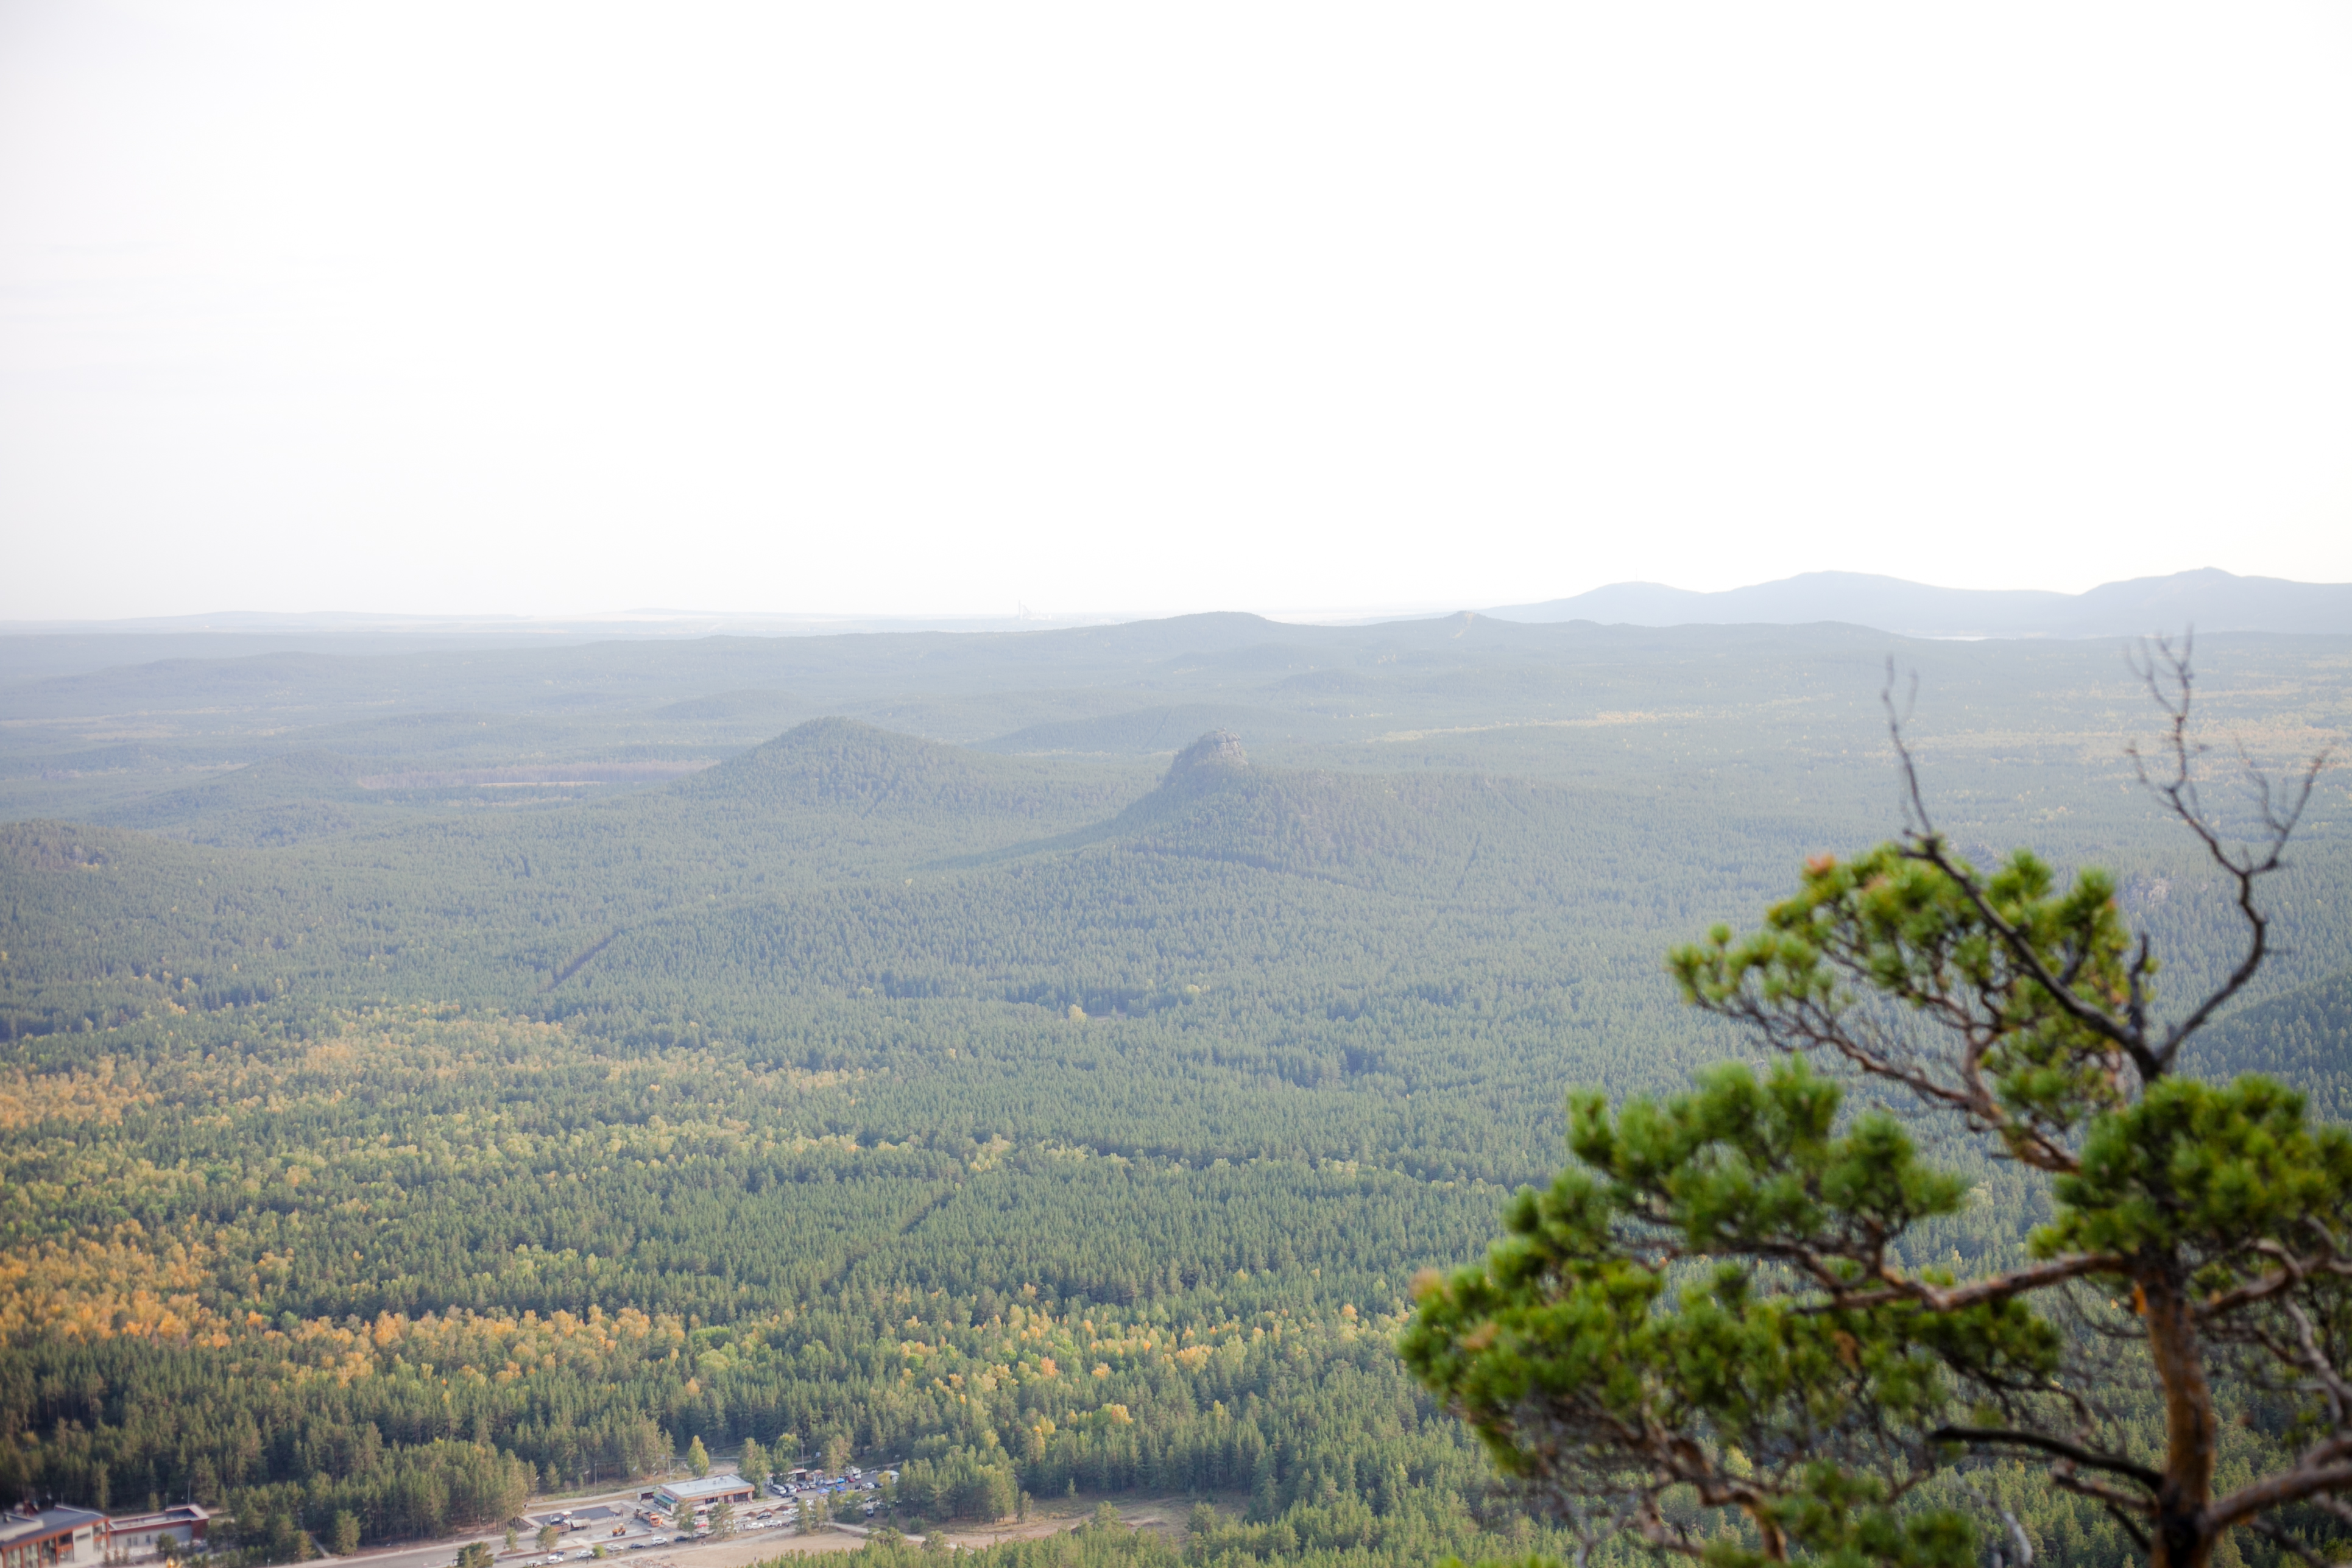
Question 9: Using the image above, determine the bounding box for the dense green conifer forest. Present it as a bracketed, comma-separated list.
[2, 617, 2347, 1567]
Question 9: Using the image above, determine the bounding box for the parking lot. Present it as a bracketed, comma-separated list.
[512, 1475, 887, 1567]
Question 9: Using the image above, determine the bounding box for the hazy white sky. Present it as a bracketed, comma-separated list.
[3, 2, 2350, 621]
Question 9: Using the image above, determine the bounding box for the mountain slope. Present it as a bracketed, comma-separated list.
[87, 750, 384, 847]
[1488, 567, 2352, 637]
[2184, 964, 2352, 1122]
[677, 716, 1129, 821]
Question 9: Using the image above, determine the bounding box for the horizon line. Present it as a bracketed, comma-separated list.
[5, 565, 2348, 635]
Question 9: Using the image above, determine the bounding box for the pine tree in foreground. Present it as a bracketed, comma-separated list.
[1404, 644, 2352, 1568]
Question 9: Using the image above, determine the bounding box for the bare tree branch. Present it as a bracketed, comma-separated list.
[2204, 1447, 2352, 1531]
[2194, 1239, 2352, 1322]
[2122, 634, 2331, 1065]
[2244, 1516, 2336, 1568]
[1834, 1254, 2125, 1315]
[1929, 1427, 2160, 1491]
[2094, 1500, 2155, 1555]
[1881, 666, 2161, 1081]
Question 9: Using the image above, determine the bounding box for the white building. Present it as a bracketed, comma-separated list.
[105, 1506, 212, 1562]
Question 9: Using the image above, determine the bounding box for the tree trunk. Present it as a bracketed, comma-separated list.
[2141, 1266, 2218, 1568]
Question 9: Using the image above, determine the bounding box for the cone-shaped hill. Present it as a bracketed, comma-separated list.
[676, 716, 1142, 826]
[1162, 727, 1249, 783]
[625, 717, 1156, 880]
[939, 729, 1660, 909]
[1109, 732, 1596, 903]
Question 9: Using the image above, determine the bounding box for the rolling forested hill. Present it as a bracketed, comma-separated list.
[1, 617, 2348, 1567]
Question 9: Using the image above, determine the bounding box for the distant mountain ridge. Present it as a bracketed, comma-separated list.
[1486, 567, 2352, 638]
